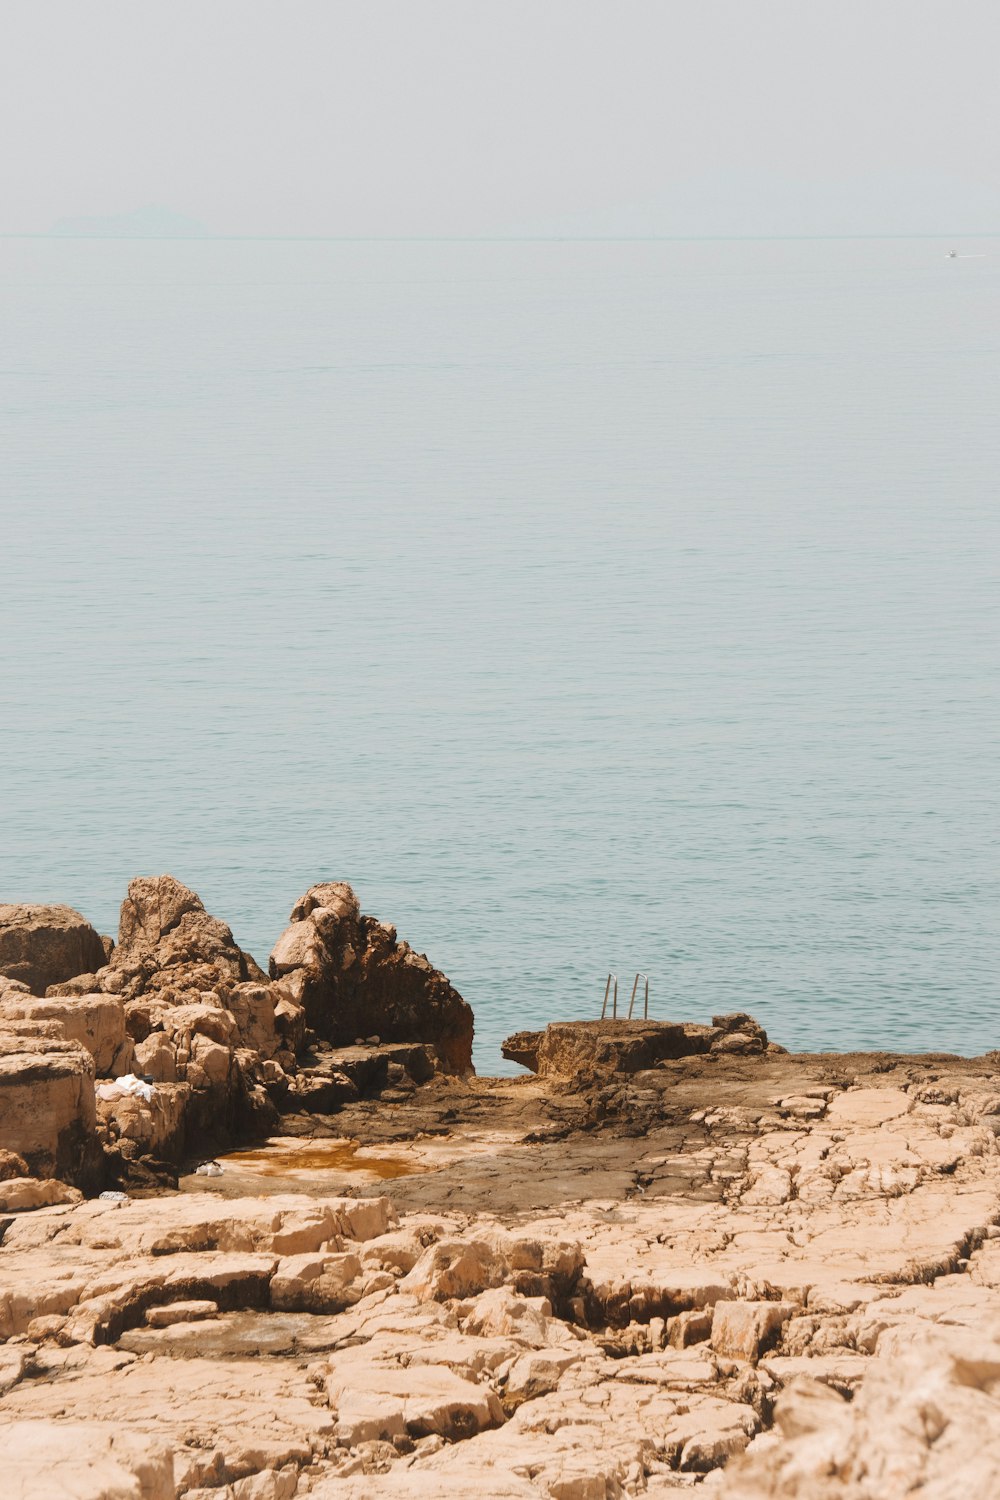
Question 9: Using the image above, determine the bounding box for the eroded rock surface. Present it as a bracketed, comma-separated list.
[5, 1047, 1000, 1497]
[502, 1012, 773, 1082]
[0, 903, 108, 996]
[270, 883, 474, 1073]
[0, 877, 474, 1193]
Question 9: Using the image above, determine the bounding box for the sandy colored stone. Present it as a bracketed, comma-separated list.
[326, 1362, 504, 1445]
[0, 1029, 100, 1184]
[270, 1251, 363, 1312]
[3, 1420, 176, 1500]
[0, 1175, 82, 1211]
[269, 882, 473, 1073]
[0, 991, 125, 1075]
[145, 1298, 219, 1327]
[0, 903, 108, 996]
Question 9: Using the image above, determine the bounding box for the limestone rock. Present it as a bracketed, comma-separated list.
[108, 874, 267, 996]
[0, 1175, 82, 1211]
[0, 903, 107, 996]
[0, 1029, 101, 1184]
[720, 1324, 1000, 1497]
[401, 1238, 503, 1301]
[711, 1300, 795, 1363]
[145, 1299, 219, 1327]
[0, 1147, 30, 1180]
[325, 1362, 504, 1445]
[504, 1347, 584, 1403]
[0, 992, 126, 1075]
[501, 1017, 724, 1080]
[269, 882, 473, 1073]
[270, 1251, 364, 1312]
[3, 1420, 176, 1500]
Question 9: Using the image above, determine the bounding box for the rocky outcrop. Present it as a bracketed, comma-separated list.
[719, 1324, 1000, 1498]
[0, 876, 475, 1191]
[503, 1011, 773, 1082]
[4, 1053, 1000, 1495]
[0, 903, 108, 996]
[5, 1422, 176, 1500]
[269, 883, 474, 1073]
[0, 992, 129, 1075]
[0, 1030, 102, 1186]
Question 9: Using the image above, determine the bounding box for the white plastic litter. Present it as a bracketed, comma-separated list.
[195, 1161, 223, 1178]
[98, 1190, 129, 1205]
[96, 1073, 155, 1103]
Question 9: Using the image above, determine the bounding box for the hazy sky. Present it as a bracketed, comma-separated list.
[3, 1, 999, 237]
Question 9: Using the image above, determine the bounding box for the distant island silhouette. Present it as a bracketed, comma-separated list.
[48, 204, 208, 238]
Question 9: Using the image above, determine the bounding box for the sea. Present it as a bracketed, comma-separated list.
[2, 234, 998, 1072]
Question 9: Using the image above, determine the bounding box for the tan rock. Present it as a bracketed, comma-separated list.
[461, 1286, 554, 1346]
[3, 1420, 176, 1500]
[0, 1147, 30, 1180]
[668, 1308, 714, 1347]
[133, 1030, 179, 1081]
[0, 991, 125, 1075]
[720, 1324, 1000, 1496]
[145, 1299, 219, 1327]
[97, 1080, 190, 1161]
[504, 1347, 584, 1403]
[0, 903, 108, 996]
[711, 1300, 795, 1363]
[269, 882, 474, 1073]
[0, 1175, 82, 1211]
[270, 1251, 363, 1312]
[741, 1164, 793, 1205]
[326, 1363, 504, 1445]
[401, 1238, 502, 1301]
[0, 1030, 100, 1184]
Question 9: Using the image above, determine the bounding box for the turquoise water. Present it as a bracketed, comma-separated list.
[2, 235, 999, 1071]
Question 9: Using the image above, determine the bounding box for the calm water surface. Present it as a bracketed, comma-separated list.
[2, 236, 999, 1070]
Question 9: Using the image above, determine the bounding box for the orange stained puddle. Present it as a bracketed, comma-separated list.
[220, 1137, 420, 1180]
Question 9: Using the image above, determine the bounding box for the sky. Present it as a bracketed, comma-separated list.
[2, 0, 999, 238]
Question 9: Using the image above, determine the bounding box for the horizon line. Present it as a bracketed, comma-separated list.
[2, 230, 999, 245]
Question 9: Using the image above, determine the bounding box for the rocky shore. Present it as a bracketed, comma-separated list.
[3, 880, 1000, 1497]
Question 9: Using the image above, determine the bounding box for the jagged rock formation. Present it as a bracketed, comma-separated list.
[0, 1030, 103, 1187]
[269, 882, 474, 1073]
[0, 903, 109, 996]
[0, 876, 473, 1190]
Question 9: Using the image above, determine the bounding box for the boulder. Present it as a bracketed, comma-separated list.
[96, 1081, 191, 1164]
[86, 877, 281, 1175]
[270, 1251, 363, 1312]
[0, 992, 126, 1075]
[711, 1300, 795, 1363]
[501, 1018, 718, 1080]
[269, 882, 473, 1073]
[105, 875, 268, 999]
[145, 1300, 218, 1328]
[325, 1363, 504, 1446]
[0, 904, 108, 996]
[719, 1324, 1000, 1498]
[401, 1239, 506, 1301]
[0, 1176, 83, 1212]
[0, 1030, 101, 1185]
[3, 1421, 175, 1500]
[0, 1148, 30, 1180]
